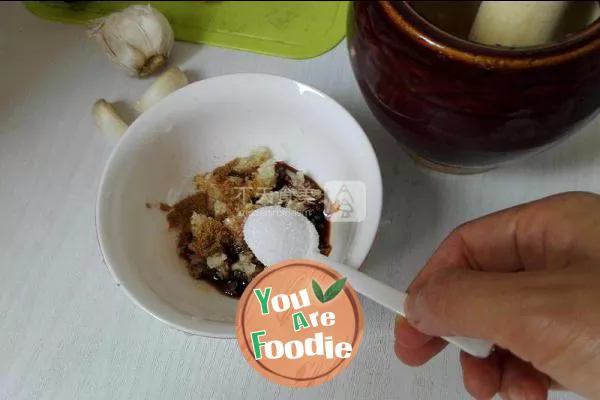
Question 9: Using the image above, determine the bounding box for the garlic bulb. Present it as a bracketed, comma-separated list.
[92, 99, 129, 141]
[89, 5, 174, 77]
[136, 67, 189, 113]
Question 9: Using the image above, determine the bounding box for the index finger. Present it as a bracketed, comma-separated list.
[412, 204, 523, 290]
[409, 192, 595, 291]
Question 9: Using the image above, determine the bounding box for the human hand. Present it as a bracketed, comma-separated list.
[394, 192, 600, 400]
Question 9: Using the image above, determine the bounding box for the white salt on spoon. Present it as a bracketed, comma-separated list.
[243, 206, 493, 359]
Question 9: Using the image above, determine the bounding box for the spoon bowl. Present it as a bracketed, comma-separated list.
[244, 206, 494, 359]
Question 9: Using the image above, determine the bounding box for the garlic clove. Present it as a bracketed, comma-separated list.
[135, 67, 189, 113]
[89, 5, 174, 77]
[92, 99, 129, 141]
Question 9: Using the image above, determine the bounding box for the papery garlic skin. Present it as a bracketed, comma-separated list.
[89, 5, 174, 77]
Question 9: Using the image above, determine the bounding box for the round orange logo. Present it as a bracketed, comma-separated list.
[236, 260, 364, 387]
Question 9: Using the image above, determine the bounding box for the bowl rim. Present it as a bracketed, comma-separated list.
[95, 73, 383, 338]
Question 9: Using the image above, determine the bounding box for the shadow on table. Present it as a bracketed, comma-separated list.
[347, 107, 444, 284]
[112, 101, 138, 125]
[507, 118, 600, 175]
[170, 41, 202, 74]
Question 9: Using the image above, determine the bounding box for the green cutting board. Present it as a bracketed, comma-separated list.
[24, 1, 348, 59]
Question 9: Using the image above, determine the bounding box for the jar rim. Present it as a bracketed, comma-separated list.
[381, 1, 600, 68]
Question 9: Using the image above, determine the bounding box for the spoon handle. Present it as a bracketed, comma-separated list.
[310, 254, 494, 359]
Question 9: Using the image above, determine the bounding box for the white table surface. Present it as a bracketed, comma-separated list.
[1, 3, 596, 400]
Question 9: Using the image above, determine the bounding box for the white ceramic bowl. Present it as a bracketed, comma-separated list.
[96, 74, 382, 338]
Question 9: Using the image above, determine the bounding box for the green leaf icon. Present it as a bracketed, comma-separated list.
[312, 279, 325, 303]
[322, 277, 347, 303]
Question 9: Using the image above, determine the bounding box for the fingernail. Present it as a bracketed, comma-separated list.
[394, 314, 408, 342]
[506, 386, 529, 400]
[404, 289, 446, 336]
[395, 314, 406, 325]
[404, 289, 424, 326]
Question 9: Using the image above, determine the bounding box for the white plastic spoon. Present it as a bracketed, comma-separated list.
[243, 206, 493, 359]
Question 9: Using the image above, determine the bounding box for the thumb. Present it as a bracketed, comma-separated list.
[405, 268, 540, 352]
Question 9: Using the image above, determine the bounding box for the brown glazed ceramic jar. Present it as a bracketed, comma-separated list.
[348, 2, 600, 173]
